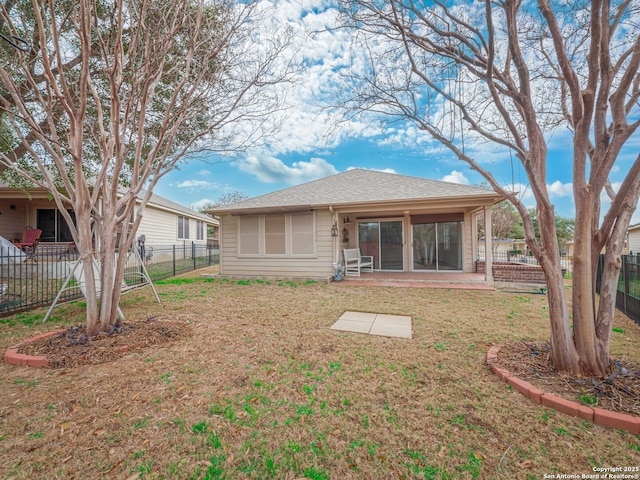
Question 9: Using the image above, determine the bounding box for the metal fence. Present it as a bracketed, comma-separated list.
[0, 242, 219, 317]
[477, 249, 573, 274]
[596, 254, 640, 325]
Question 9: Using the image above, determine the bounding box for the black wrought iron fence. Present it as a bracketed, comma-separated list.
[477, 249, 573, 275]
[596, 254, 640, 325]
[0, 243, 219, 317]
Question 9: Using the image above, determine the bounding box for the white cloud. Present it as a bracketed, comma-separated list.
[547, 180, 573, 198]
[347, 166, 397, 174]
[503, 182, 535, 205]
[238, 155, 338, 184]
[176, 180, 219, 190]
[190, 198, 216, 211]
[442, 170, 469, 185]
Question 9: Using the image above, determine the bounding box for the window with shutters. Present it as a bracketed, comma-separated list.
[237, 212, 315, 256]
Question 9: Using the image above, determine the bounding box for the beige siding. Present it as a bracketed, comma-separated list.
[462, 212, 474, 273]
[137, 207, 183, 245]
[138, 207, 208, 246]
[0, 199, 30, 241]
[629, 228, 640, 255]
[219, 209, 335, 280]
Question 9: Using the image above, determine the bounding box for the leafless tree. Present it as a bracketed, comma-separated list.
[0, 0, 293, 334]
[477, 201, 522, 251]
[214, 191, 250, 207]
[339, 0, 640, 375]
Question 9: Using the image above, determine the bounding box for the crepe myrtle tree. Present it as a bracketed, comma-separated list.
[339, 0, 640, 376]
[0, 0, 293, 335]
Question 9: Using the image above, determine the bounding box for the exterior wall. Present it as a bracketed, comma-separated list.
[219, 209, 335, 280]
[0, 198, 67, 241]
[477, 261, 547, 285]
[137, 206, 207, 246]
[629, 228, 640, 255]
[0, 199, 29, 241]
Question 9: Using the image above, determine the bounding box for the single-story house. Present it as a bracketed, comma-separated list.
[477, 238, 528, 259]
[209, 169, 504, 282]
[0, 183, 218, 254]
[628, 223, 640, 255]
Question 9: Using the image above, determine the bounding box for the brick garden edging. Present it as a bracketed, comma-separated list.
[4, 330, 66, 367]
[4, 330, 130, 368]
[487, 345, 640, 433]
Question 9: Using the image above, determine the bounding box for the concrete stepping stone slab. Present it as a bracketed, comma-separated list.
[330, 311, 412, 339]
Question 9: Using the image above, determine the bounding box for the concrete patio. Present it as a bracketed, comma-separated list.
[340, 271, 494, 290]
[330, 311, 413, 339]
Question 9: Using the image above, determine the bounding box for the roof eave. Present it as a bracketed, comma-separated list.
[214, 192, 504, 216]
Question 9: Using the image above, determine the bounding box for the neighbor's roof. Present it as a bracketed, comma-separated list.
[211, 169, 503, 214]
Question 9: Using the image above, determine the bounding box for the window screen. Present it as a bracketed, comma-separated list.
[265, 215, 286, 255]
[239, 216, 259, 254]
[291, 213, 314, 254]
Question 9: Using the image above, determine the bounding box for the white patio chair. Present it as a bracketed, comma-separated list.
[343, 248, 374, 276]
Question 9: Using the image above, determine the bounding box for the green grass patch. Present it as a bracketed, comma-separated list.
[577, 394, 598, 406]
[154, 277, 198, 285]
[192, 421, 208, 434]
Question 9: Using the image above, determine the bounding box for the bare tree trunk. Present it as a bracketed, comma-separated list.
[77, 216, 100, 335]
[536, 204, 581, 374]
[572, 243, 602, 374]
[543, 260, 580, 374]
[94, 201, 121, 335]
[594, 184, 640, 372]
[595, 248, 622, 372]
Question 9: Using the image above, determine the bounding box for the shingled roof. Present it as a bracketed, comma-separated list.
[212, 169, 501, 214]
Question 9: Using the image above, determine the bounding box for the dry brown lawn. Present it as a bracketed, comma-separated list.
[0, 267, 639, 479]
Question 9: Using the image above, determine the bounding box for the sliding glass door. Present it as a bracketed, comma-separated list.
[412, 221, 462, 271]
[358, 220, 403, 271]
[36, 209, 76, 242]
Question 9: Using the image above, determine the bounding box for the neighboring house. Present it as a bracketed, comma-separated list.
[628, 223, 640, 255]
[477, 238, 528, 258]
[0, 183, 218, 251]
[495, 239, 527, 255]
[210, 169, 503, 282]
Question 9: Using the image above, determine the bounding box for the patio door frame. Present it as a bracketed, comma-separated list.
[410, 215, 464, 272]
[356, 217, 405, 271]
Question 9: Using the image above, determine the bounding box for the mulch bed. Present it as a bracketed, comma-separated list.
[16, 317, 190, 368]
[497, 341, 640, 417]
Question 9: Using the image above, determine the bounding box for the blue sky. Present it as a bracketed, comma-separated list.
[154, 1, 639, 225]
